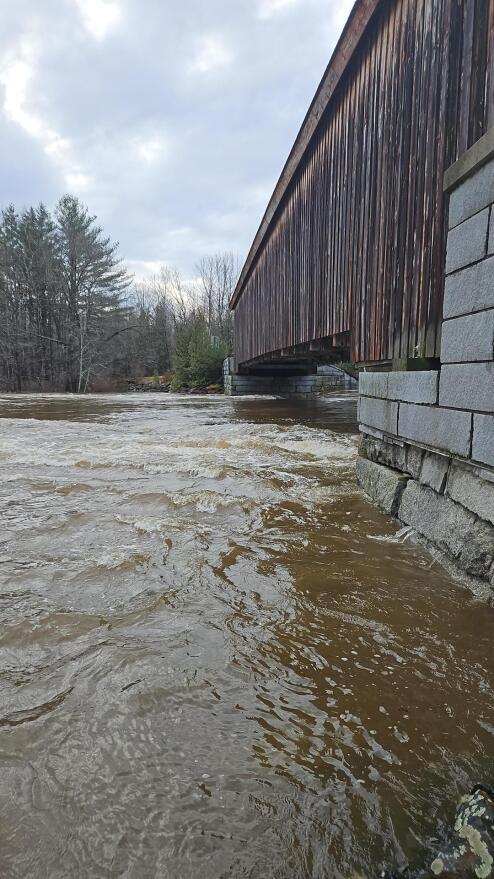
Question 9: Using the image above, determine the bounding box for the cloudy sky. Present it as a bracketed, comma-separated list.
[0, 0, 353, 280]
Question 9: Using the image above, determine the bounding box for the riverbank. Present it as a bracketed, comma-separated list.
[126, 379, 223, 394]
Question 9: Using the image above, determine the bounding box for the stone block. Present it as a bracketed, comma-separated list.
[360, 425, 386, 442]
[398, 403, 472, 457]
[358, 433, 368, 456]
[359, 371, 438, 403]
[359, 435, 407, 471]
[398, 480, 494, 580]
[439, 362, 494, 413]
[359, 396, 398, 434]
[446, 462, 494, 525]
[318, 365, 341, 375]
[445, 207, 489, 274]
[489, 208, 494, 256]
[443, 256, 494, 319]
[387, 371, 439, 404]
[472, 414, 494, 467]
[405, 444, 424, 478]
[359, 372, 389, 399]
[356, 457, 408, 516]
[440, 309, 494, 363]
[419, 451, 450, 493]
[448, 157, 494, 228]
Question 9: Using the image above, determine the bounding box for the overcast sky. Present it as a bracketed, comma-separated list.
[0, 0, 353, 280]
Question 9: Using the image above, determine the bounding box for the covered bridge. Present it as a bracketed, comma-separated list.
[230, 0, 494, 371]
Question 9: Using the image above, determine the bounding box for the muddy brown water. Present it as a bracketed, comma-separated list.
[0, 392, 492, 879]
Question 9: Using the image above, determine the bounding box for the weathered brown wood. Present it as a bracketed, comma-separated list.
[230, 0, 383, 312]
[232, 0, 494, 368]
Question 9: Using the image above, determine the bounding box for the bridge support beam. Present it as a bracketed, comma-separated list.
[356, 137, 494, 595]
[223, 358, 356, 397]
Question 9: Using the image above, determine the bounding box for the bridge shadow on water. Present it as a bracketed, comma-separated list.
[230, 391, 359, 434]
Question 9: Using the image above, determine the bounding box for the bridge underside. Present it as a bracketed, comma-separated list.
[224, 332, 358, 396]
[235, 332, 439, 378]
[235, 333, 351, 376]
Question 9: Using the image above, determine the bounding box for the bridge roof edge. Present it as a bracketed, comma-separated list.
[230, 0, 382, 310]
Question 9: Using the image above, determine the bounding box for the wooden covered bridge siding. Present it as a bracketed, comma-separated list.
[231, 0, 494, 369]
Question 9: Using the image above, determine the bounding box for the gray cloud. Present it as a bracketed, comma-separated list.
[0, 0, 353, 278]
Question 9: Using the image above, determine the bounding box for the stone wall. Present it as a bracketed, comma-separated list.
[356, 135, 494, 593]
[224, 360, 357, 397]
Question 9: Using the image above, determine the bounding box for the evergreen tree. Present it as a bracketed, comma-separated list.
[54, 195, 131, 391]
[171, 312, 227, 390]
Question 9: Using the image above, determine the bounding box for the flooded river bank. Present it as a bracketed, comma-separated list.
[0, 392, 492, 879]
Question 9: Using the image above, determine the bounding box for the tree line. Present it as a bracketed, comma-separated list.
[0, 195, 237, 392]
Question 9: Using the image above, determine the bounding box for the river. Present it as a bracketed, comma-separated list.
[0, 392, 492, 879]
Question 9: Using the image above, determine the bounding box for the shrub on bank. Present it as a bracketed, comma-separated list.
[171, 315, 228, 391]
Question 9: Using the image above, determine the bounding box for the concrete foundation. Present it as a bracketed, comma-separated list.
[356, 138, 494, 594]
[224, 360, 357, 397]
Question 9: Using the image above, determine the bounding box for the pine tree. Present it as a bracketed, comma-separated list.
[54, 195, 130, 391]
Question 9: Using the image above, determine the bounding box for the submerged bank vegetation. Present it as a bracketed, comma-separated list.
[0, 196, 236, 393]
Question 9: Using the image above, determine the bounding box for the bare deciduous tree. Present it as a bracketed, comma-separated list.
[196, 252, 239, 347]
